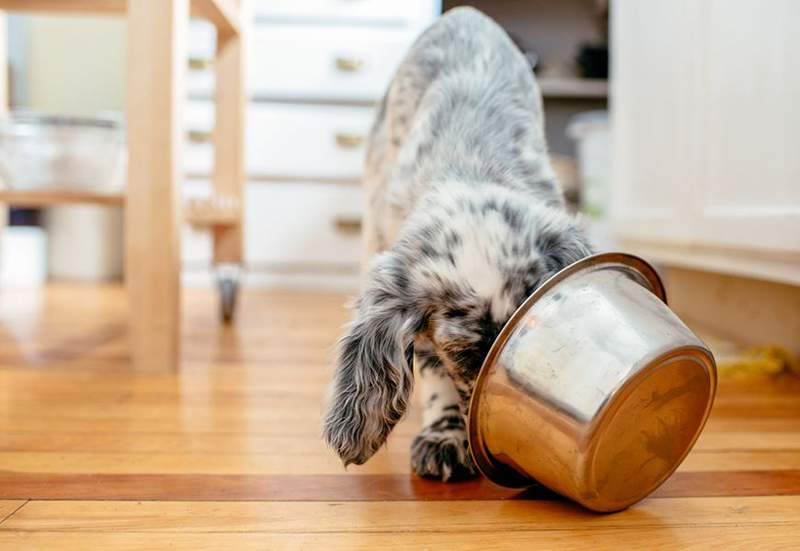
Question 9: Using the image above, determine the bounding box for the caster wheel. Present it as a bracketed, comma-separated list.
[218, 277, 239, 323]
[215, 263, 242, 324]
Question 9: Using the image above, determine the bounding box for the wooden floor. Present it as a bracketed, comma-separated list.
[0, 284, 798, 550]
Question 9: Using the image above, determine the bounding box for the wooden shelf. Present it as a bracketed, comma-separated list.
[0, 188, 124, 207]
[539, 78, 608, 99]
[184, 195, 240, 226]
[0, 0, 241, 39]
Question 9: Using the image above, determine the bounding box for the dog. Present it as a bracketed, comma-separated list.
[323, 7, 593, 481]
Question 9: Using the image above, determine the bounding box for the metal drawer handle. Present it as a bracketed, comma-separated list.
[188, 57, 213, 71]
[334, 132, 364, 149]
[333, 215, 362, 235]
[187, 129, 213, 143]
[335, 56, 364, 72]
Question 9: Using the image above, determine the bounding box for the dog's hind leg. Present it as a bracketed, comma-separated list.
[411, 338, 477, 481]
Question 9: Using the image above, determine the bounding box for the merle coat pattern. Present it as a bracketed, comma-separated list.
[322, 7, 593, 481]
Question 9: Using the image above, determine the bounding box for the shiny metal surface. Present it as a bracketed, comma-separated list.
[468, 252, 717, 512]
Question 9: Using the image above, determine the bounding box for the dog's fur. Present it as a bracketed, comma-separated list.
[323, 7, 593, 481]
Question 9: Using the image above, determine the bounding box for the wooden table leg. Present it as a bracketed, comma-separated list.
[125, 0, 188, 370]
[212, 1, 247, 265]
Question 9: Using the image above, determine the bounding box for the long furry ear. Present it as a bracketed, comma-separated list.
[323, 252, 421, 466]
[535, 211, 594, 274]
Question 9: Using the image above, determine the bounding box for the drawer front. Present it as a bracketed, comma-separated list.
[181, 181, 363, 268]
[246, 103, 373, 179]
[188, 21, 216, 95]
[245, 182, 363, 265]
[184, 101, 215, 176]
[253, 0, 437, 26]
[184, 101, 375, 179]
[187, 24, 421, 99]
[251, 24, 417, 101]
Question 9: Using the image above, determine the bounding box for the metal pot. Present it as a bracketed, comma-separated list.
[468, 252, 716, 512]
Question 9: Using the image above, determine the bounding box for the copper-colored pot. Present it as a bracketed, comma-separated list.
[468, 253, 716, 512]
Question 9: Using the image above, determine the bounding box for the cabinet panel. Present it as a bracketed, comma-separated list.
[184, 101, 375, 179]
[244, 182, 363, 266]
[610, 0, 706, 245]
[611, 0, 800, 256]
[695, 0, 800, 252]
[253, 0, 437, 26]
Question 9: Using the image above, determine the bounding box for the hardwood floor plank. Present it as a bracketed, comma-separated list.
[0, 471, 798, 501]
[0, 449, 796, 476]
[2, 496, 799, 533]
[1, 429, 794, 456]
[0, 502, 26, 526]
[1, 525, 799, 550]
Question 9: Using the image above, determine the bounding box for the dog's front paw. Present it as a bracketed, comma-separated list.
[411, 428, 477, 482]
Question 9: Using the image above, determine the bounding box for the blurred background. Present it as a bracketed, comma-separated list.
[0, 0, 797, 367]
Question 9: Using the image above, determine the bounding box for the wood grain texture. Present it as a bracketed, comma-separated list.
[4, 496, 799, 532]
[0, 471, 798, 502]
[0, 502, 25, 526]
[210, 0, 247, 263]
[1, 526, 799, 551]
[0, 284, 798, 548]
[0, 0, 242, 40]
[125, 0, 187, 371]
[0, 189, 124, 207]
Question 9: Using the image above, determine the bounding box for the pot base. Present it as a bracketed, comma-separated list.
[581, 347, 716, 512]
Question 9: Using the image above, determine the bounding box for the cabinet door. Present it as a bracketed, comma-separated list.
[611, 0, 800, 254]
[694, 0, 800, 253]
[610, 0, 707, 245]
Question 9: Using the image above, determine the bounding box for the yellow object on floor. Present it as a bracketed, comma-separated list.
[716, 346, 799, 379]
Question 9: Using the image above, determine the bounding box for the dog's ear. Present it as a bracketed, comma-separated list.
[535, 216, 594, 274]
[323, 252, 422, 466]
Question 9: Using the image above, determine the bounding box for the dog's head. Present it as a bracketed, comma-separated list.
[323, 185, 592, 466]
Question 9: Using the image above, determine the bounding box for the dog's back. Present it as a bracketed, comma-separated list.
[364, 7, 563, 252]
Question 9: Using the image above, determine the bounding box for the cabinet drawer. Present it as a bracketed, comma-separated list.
[184, 101, 375, 179]
[246, 104, 373, 179]
[253, 0, 437, 26]
[181, 181, 363, 268]
[186, 24, 420, 99]
[250, 24, 417, 101]
[245, 182, 363, 265]
[187, 21, 216, 95]
[184, 101, 215, 176]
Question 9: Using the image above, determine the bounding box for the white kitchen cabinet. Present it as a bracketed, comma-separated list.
[185, 101, 374, 180]
[248, 24, 419, 102]
[611, 0, 800, 284]
[253, 0, 437, 26]
[182, 2, 438, 289]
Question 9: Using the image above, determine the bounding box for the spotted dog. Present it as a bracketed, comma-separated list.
[322, 7, 592, 481]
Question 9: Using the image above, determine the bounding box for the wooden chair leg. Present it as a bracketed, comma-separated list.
[125, 0, 188, 370]
[212, 2, 248, 266]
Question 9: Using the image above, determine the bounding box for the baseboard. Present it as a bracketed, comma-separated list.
[663, 267, 800, 356]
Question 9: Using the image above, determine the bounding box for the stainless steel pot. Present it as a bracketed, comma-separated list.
[468, 252, 716, 512]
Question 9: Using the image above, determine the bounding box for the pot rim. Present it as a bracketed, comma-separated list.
[467, 251, 667, 488]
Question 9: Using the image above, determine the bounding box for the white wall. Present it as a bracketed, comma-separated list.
[25, 15, 126, 115]
[15, 15, 127, 281]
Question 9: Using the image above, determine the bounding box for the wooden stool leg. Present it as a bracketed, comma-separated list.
[212, 2, 248, 266]
[125, 0, 188, 370]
